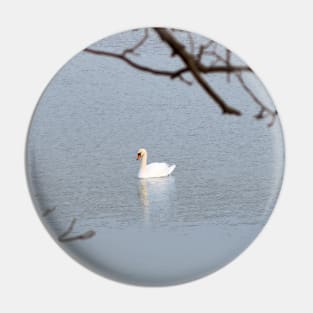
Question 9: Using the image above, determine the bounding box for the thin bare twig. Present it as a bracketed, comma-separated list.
[122, 29, 149, 56]
[235, 72, 277, 126]
[170, 67, 189, 78]
[205, 50, 228, 66]
[85, 48, 181, 76]
[42, 206, 56, 217]
[58, 218, 96, 242]
[197, 64, 252, 73]
[59, 230, 96, 243]
[197, 41, 214, 62]
[59, 218, 77, 239]
[178, 75, 193, 85]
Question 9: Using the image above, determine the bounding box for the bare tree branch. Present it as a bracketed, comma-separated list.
[59, 218, 77, 239]
[170, 67, 189, 78]
[197, 40, 214, 62]
[196, 41, 277, 126]
[42, 206, 56, 217]
[178, 74, 193, 85]
[154, 28, 241, 115]
[59, 230, 96, 242]
[235, 72, 277, 126]
[197, 64, 252, 73]
[122, 28, 149, 56]
[205, 49, 229, 66]
[84, 48, 248, 82]
[83, 27, 277, 125]
[85, 48, 182, 77]
[58, 218, 96, 242]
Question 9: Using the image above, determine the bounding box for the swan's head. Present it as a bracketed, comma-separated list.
[136, 148, 147, 160]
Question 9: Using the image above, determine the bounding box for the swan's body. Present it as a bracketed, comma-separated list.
[136, 148, 176, 178]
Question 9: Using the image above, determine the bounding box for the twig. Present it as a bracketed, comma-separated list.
[42, 206, 56, 217]
[85, 48, 180, 77]
[59, 218, 77, 239]
[59, 230, 96, 243]
[205, 50, 228, 66]
[122, 28, 149, 56]
[197, 64, 252, 73]
[178, 75, 193, 85]
[170, 67, 189, 78]
[235, 72, 277, 126]
[58, 218, 96, 242]
[197, 41, 214, 62]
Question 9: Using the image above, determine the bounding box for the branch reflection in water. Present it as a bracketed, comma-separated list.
[137, 176, 177, 226]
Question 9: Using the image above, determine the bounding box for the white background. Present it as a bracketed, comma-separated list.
[0, 1, 312, 312]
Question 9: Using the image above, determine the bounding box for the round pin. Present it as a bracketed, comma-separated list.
[26, 27, 285, 286]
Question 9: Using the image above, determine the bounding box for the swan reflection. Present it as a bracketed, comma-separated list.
[138, 176, 176, 225]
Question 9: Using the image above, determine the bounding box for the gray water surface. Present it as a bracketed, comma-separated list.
[26, 29, 284, 286]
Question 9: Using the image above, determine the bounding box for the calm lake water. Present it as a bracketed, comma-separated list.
[26, 29, 284, 286]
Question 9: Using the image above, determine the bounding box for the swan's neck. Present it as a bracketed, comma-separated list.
[140, 153, 148, 170]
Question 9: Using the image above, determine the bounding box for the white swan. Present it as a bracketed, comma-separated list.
[136, 148, 176, 178]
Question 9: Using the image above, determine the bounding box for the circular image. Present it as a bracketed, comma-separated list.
[26, 28, 285, 286]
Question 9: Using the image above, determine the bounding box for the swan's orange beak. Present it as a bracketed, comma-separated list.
[136, 153, 142, 160]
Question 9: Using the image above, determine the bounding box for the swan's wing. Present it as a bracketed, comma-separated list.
[146, 162, 168, 172]
[146, 162, 176, 177]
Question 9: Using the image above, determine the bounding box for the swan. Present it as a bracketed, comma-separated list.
[136, 148, 176, 178]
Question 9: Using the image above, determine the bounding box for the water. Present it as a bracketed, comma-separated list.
[26, 29, 284, 286]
